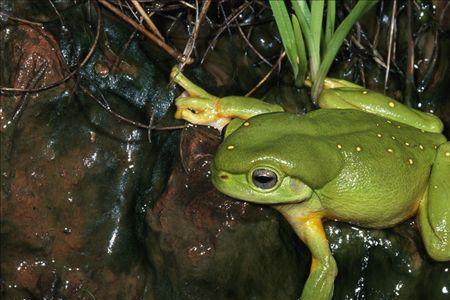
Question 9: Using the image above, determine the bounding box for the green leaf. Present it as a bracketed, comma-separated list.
[312, 0, 379, 100]
[292, 0, 319, 81]
[292, 14, 307, 87]
[310, 0, 324, 67]
[324, 0, 336, 49]
[269, 0, 299, 79]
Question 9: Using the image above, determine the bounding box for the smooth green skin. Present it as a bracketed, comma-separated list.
[171, 67, 450, 300]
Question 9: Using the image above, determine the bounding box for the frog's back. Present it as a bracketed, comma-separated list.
[304, 109, 446, 227]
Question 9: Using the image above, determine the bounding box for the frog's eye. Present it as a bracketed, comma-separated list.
[252, 169, 278, 189]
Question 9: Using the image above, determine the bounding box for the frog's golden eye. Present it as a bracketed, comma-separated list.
[252, 169, 278, 189]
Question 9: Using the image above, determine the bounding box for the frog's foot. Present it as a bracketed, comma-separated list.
[275, 203, 337, 300]
[175, 97, 231, 130]
[419, 142, 450, 261]
[171, 66, 284, 131]
[312, 77, 443, 133]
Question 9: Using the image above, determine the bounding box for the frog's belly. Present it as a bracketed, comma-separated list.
[317, 141, 433, 228]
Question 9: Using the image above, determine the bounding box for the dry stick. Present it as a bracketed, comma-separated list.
[245, 51, 286, 97]
[0, 3, 102, 94]
[79, 84, 184, 131]
[235, 20, 272, 67]
[384, 0, 397, 93]
[131, 0, 164, 41]
[179, 0, 211, 70]
[97, 0, 192, 64]
[200, 1, 252, 64]
[405, 0, 415, 106]
[111, 29, 138, 72]
[0, 11, 43, 26]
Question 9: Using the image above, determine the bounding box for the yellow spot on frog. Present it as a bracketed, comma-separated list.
[356, 146, 362, 152]
[376, 123, 380, 127]
[434, 185, 438, 189]
[419, 144, 424, 150]
[388, 101, 395, 108]
[387, 148, 394, 153]
[362, 91, 368, 95]
[397, 125, 401, 129]
[408, 158, 414, 165]
[386, 120, 392, 124]
[227, 145, 235, 150]
[391, 136, 396, 140]
[337, 144, 342, 149]
[445, 152, 450, 157]
[405, 142, 410, 146]
[421, 129, 425, 133]
[243, 122, 250, 127]
[377, 133, 382, 138]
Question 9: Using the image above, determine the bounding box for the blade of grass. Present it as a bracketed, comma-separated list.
[292, 14, 307, 87]
[292, 0, 319, 81]
[324, 0, 336, 49]
[311, 0, 379, 101]
[292, 0, 311, 24]
[269, 0, 299, 79]
[310, 0, 324, 69]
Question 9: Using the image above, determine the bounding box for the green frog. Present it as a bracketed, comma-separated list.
[170, 67, 450, 300]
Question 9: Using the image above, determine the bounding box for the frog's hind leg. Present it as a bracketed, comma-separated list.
[419, 142, 450, 261]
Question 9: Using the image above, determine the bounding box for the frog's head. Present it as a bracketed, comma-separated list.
[211, 113, 343, 205]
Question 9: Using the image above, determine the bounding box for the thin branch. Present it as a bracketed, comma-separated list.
[131, 0, 165, 41]
[384, 0, 397, 93]
[200, 1, 252, 64]
[0, 11, 43, 26]
[245, 51, 286, 97]
[79, 84, 184, 131]
[235, 20, 272, 67]
[179, 0, 212, 70]
[97, 0, 192, 64]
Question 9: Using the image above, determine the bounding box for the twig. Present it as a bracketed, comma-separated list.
[111, 29, 138, 72]
[79, 84, 184, 131]
[0, 3, 102, 94]
[179, 0, 211, 70]
[97, 0, 192, 64]
[245, 51, 286, 96]
[200, 1, 252, 64]
[131, 0, 164, 41]
[235, 20, 272, 67]
[404, 0, 415, 106]
[48, 0, 66, 28]
[0, 11, 43, 26]
[384, 0, 397, 93]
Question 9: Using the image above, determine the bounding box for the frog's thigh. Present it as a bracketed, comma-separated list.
[278, 208, 337, 300]
[419, 142, 450, 261]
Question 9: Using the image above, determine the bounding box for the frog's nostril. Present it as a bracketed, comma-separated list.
[220, 174, 229, 180]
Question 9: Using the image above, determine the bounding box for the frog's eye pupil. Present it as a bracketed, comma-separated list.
[252, 169, 277, 189]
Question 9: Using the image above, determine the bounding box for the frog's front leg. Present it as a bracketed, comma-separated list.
[171, 66, 284, 130]
[314, 78, 443, 133]
[419, 142, 450, 261]
[275, 203, 337, 300]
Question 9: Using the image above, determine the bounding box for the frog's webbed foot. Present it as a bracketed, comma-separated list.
[171, 66, 284, 131]
[419, 142, 450, 261]
[312, 78, 443, 133]
[174, 97, 231, 130]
